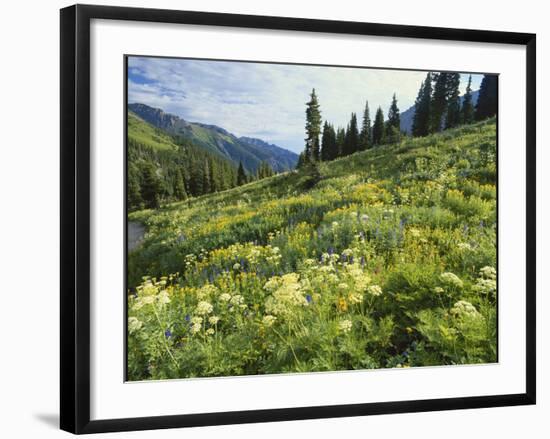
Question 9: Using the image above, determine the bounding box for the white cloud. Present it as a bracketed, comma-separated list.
[128, 57, 484, 153]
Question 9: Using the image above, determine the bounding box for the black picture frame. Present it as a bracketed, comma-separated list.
[60, 4, 536, 434]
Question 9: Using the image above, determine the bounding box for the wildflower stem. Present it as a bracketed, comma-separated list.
[152, 304, 178, 368]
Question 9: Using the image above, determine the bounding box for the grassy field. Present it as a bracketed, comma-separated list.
[127, 118, 497, 381]
[128, 112, 179, 152]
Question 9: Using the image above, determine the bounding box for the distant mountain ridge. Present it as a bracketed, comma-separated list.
[400, 90, 480, 134]
[128, 103, 298, 173]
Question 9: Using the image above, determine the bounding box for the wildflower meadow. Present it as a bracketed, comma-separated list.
[127, 119, 497, 381]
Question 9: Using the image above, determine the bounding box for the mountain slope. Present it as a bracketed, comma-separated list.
[128, 118, 497, 379]
[128, 111, 180, 152]
[129, 117, 496, 285]
[400, 90, 480, 134]
[127, 111, 239, 208]
[128, 103, 298, 173]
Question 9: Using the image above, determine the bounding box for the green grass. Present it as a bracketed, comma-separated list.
[128, 112, 179, 151]
[127, 118, 497, 381]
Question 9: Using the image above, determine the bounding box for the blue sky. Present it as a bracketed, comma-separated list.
[128, 57, 483, 154]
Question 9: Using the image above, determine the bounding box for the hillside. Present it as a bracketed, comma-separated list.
[128, 118, 497, 380]
[128, 111, 180, 151]
[129, 103, 298, 173]
[127, 111, 240, 209]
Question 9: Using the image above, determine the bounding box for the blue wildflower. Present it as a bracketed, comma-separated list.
[306, 294, 313, 304]
[164, 329, 172, 338]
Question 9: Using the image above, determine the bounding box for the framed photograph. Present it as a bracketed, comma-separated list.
[60, 4, 536, 434]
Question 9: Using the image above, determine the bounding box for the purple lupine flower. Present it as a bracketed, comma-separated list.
[164, 329, 172, 338]
[306, 294, 313, 304]
[184, 314, 190, 322]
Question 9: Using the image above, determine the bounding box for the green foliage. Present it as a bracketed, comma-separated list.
[475, 74, 498, 121]
[305, 88, 322, 161]
[128, 118, 497, 380]
[461, 75, 475, 125]
[412, 72, 433, 137]
[445, 73, 461, 129]
[343, 113, 360, 156]
[127, 112, 239, 211]
[431, 72, 450, 132]
[387, 93, 400, 131]
[336, 127, 346, 157]
[237, 161, 248, 186]
[359, 100, 371, 150]
[320, 121, 338, 161]
[257, 161, 275, 179]
[372, 107, 385, 146]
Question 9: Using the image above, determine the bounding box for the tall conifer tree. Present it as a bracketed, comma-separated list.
[321, 122, 337, 161]
[386, 94, 401, 144]
[387, 93, 401, 129]
[372, 107, 385, 146]
[412, 73, 433, 137]
[202, 160, 211, 194]
[237, 161, 247, 186]
[343, 113, 359, 156]
[461, 75, 475, 124]
[141, 163, 162, 208]
[336, 127, 345, 157]
[304, 88, 322, 161]
[174, 169, 187, 200]
[475, 74, 498, 120]
[445, 73, 461, 129]
[359, 101, 371, 150]
[431, 72, 450, 132]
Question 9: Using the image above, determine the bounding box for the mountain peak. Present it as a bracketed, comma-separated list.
[128, 103, 298, 173]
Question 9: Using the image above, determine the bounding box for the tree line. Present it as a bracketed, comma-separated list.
[412, 73, 497, 136]
[128, 137, 275, 211]
[298, 73, 497, 166]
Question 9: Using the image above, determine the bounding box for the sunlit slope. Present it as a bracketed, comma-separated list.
[128, 111, 179, 152]
[129, 118, 496, 288]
